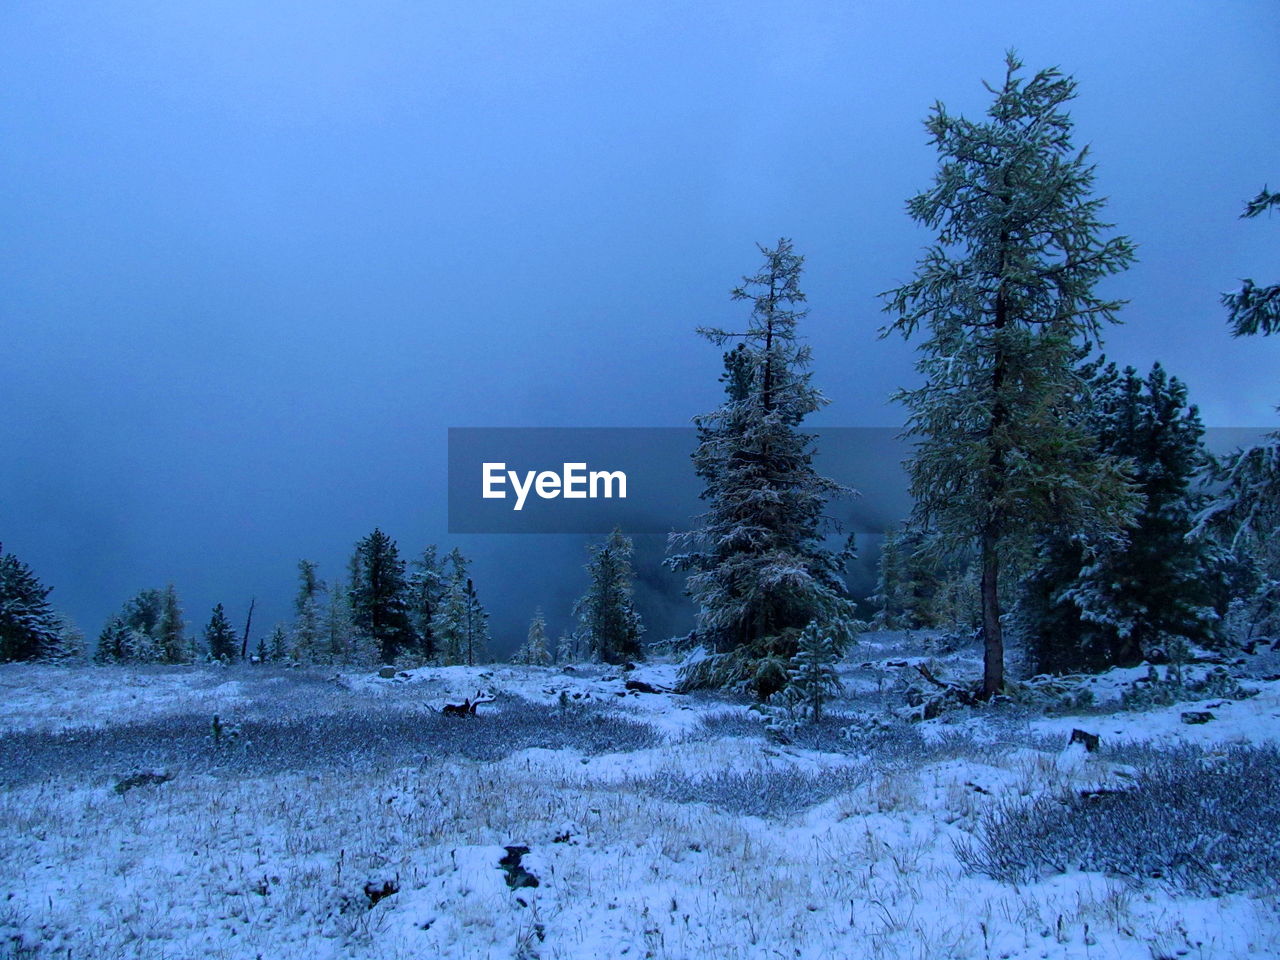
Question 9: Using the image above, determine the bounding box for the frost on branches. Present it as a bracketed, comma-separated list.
[881, 54, 1137, 697]
[1197, 184, 1280, 639]
[574, 528, 644, 665]
[669, 239, 856, 698]
[784, 619, 852, 723]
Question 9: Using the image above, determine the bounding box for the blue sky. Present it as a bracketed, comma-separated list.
[2, 1, 1277, 648]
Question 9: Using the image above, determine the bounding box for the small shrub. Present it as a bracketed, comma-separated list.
[635, 762, 868, 818]
[957, 744, 1280, 895]
[1120, 665, 1256, 711]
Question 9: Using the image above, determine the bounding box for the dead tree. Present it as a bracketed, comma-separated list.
[441, 690, 496, 717]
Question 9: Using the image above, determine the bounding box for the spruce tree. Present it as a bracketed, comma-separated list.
[96, 589, 167, 664]
[348, 528, 413, 664]
[157, 584, 187, 663]
[555, 630, 576, 665]
[324, 576, 355, 664]
[1022, 363, 1221, 671]
[268, 623, 289, 662]
[430, 549, 490, 666]
[0, 545, 61, 662]
[669, 239, 855, 696]
[576, 528, 645, 665]
[870, 527, 977, 631]
[290, 560, 325, 662]
[882, 54, 1138, 697]
[204, 603, 239, 662]
[527, 609, 552, 670]
[45, 618, 86, 663]
[407, 546, 446, 661]
[786, 620, 846, 723]
[461, 577, 490, 666]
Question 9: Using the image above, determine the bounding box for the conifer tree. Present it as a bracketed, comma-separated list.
[870, 529, 908, 629]
[95, 589, 167, 664]
[430, 549, 490, 666]
[157, 584, 187, 663]
[1021, 363, 1221, 671]
[268, 623, 290, 662]
[670, 240, 855, 696]
[204, 603, 239, 662]
[516, 608, 552, 666]
[45, 617, 86, 663]
[348, 528, 413, 664]
[324, 576, 355, 664]
[555, 630, 576, 665]
[0, 544, 61, 662]
[576, 528, 645, 665]
[785, 620, 846, 723]
[290, 560, 325, 662]
[461, 577, 490, 666]
[407, 546, 446, 661]
[870, 527, 976, 631]
[883, 54, 1138, 697]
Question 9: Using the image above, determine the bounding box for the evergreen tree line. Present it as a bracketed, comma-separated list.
[82, 531, 498, 667]
[0, 524, 649, 669]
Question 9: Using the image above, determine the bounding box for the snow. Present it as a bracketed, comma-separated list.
[2, 634, 1279, 958]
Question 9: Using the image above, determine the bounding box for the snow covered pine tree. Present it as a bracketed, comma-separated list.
[204, 602, 239, 662]
[348, 528, 414, 665]
[883, 53, 1137, 698]
[1020, 362, 1222, 672]
[430, 548, 491, 666]
[407, 545, 447, 662]
[289, 560, 325, 663]
[786, 620, 847, 723]
[0, 543, 61, 661]
[670, 239, 856, 698]
[575, 528, 644, 665]
[514, 608, 553, 666]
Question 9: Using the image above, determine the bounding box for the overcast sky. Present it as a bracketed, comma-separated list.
[2, 1, 1277, 650]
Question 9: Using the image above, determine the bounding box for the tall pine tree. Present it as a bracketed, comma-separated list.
[670, 239, 855, 696]
[514, 608, 552, 666]
[430, 549, 490, 666]
[407, 546, 446, 661]
[348, 528, 413, 664]
[290, 560, 325, 662]
[0, 544, 61, 662]
[205, 603, 239, 662]
[883, 54, 1137, 697]
[157, 584, 187, 663]
[575, 528, 645, 665]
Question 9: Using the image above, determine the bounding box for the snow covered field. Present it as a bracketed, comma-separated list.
[3, 633, 1280, 959]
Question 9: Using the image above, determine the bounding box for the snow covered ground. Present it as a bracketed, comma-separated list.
[2, 633, 1279, 959]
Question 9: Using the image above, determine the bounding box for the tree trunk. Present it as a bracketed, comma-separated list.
[241, 596, 255, 661]
[981, 223, 1011, 700]
[980, 529, 1003, 698]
